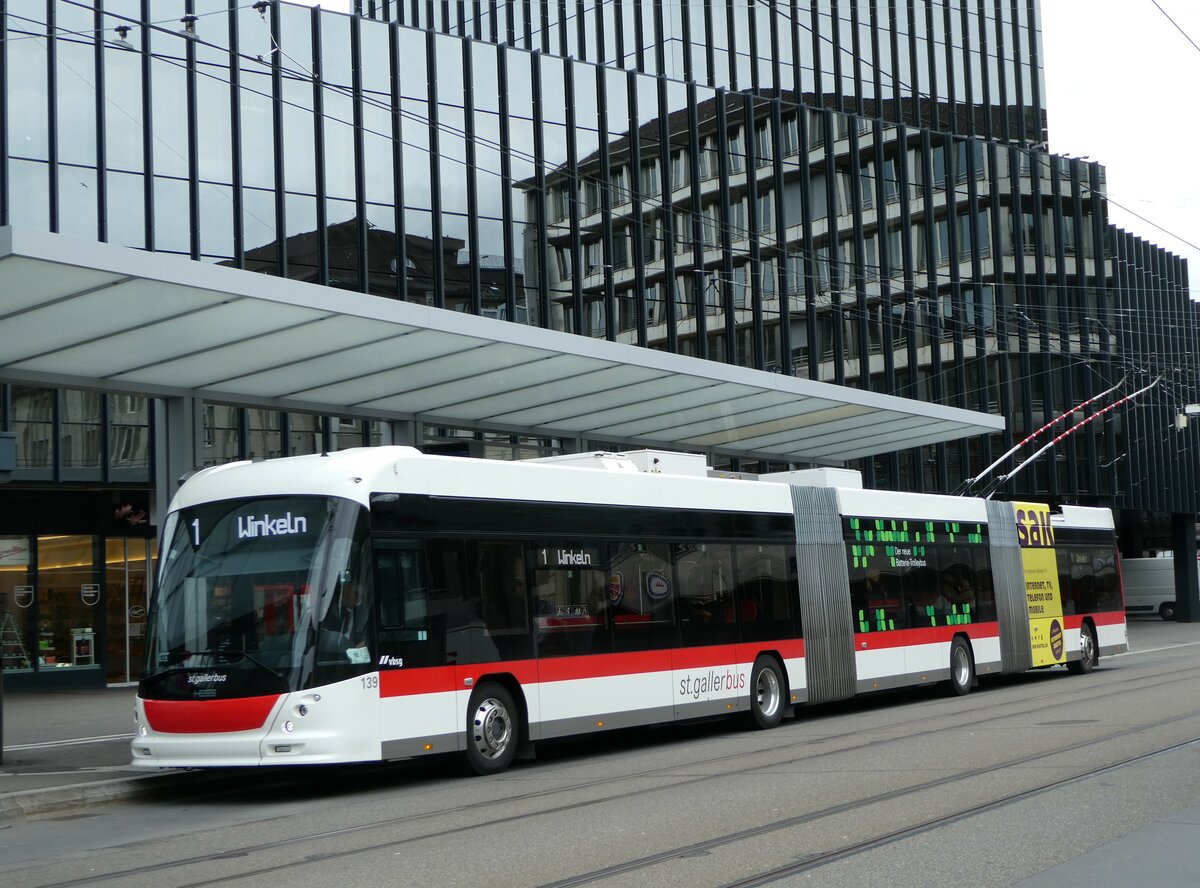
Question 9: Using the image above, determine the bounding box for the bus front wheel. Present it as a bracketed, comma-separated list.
[464, 682, 520, 776]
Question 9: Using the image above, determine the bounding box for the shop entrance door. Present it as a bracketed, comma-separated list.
[105, 538, 155, 685]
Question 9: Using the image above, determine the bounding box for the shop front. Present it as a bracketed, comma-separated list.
[0, 492, 155, 690]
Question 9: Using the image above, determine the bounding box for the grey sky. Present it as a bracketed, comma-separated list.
[1042, 0, 1200, 285]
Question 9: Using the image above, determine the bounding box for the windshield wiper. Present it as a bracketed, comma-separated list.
[218, 648, 286, 681]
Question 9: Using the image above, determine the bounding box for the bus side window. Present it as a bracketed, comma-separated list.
[734, 544, 795, 642]
[472, 541, 535, 661]
[676, 542, 737, 648]
[609, 542, 676, 652]
[1093, 548, 1121, 612]
[373, 539, 461, 668]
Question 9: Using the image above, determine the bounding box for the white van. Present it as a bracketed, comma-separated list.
[1121, 557, 1177, 620]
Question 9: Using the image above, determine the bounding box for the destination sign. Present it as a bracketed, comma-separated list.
[537, 545, 604, 569]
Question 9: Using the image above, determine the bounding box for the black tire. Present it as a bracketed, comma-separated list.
[464, 682, 520, 776]
[948, 637, 974, 696]
[747, 656, 785, 730]
[1160, 602, 1177, 622]
[1068, 623, 1098, 674]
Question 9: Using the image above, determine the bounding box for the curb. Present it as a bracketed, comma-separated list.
[0, 769, 238, 823]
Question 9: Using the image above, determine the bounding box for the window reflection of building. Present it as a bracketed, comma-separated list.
[8, 387, 152, 483]
[239, 218, 526, 319]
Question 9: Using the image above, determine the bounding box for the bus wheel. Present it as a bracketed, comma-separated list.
[948, 637, 974, 696]
[464, 682, 519, 776]
[748, 656, 785, 729]
[1068, 624, 1098, 675]
[1160, 602, 1177, 622]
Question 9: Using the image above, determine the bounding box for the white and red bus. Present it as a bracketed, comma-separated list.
[132, 447, 1127, 774]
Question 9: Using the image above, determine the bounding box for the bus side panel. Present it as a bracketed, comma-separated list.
[537, 673, 675, 738]
[1092, 612, 1129, 657]
[379, 667, 458, 760]
[902, 625, 1001, 678]
[535, 651, 674, 737]
[854, 637, 907, 692]
[970, 632, 1004, 676]
[672, 644, 738, 717]
[1061, 612, 1128, 659]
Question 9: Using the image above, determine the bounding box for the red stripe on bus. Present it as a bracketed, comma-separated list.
[853, 623, 1001, 650]
[144, 696, 279, 734]
[1062, 611, 1125, 630]
[378, 642, 810, 698]
[380, 667, 459, 696]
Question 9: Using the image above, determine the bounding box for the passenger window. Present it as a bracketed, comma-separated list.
[609, 542, 677, 651]
[473, 540, 534, 661]
[675, 542, 738, 647]
[530, 541, 610, 658]
[933, 546, 977, 626]
[1092, 548, 1121, 612]
[374, 538, 472, 668]
[734, 544, 796, 642]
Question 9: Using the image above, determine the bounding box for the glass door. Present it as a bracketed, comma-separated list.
[37, 535, 100, 674]
[104, 538, 155, 685]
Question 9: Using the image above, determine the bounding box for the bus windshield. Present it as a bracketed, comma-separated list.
[141, 494, 369, 700]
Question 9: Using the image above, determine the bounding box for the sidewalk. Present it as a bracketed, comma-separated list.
[1, 618, 1199, 823]
[0, 684, 195, 821]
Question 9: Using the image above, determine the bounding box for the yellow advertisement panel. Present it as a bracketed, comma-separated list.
[1015, 503, 1066, 666]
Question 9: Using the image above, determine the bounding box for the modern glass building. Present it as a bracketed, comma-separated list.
[0, 0, 1195, 687]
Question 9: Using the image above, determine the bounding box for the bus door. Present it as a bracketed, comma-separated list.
[673, 543, 738, 718]
[373, 539, 459, 752]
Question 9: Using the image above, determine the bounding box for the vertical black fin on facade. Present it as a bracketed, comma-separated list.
[791, 485, 857, 705]
[985, 499, 1033, 673]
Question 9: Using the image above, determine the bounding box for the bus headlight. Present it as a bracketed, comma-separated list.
[283, 721, 295, 733]
[138, 724, 148, 737]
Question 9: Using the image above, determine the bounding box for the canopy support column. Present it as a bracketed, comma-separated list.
[152, 396, 203, 527]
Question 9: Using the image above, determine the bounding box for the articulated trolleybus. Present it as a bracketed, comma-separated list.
[133, 447, 1126, 774]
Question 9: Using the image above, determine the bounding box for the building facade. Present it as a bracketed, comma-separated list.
[0, 0, 1196, 688]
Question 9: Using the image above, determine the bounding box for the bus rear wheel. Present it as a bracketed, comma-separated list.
[948, 637, 974, 696]
[464, 682, 519, 776]
[747, 656, 785, 729]
[1068, 624, 1098, 674]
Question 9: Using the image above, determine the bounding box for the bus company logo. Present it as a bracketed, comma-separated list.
[680, 669, 746, 700]
[236, 512, 308, 539]
[378, 655, 404, 668]
[187, 672, 228, 686]
[645, 571, 670, 600]
[1049, 619, 1064, 660]
[1015, 507, 1055, 549]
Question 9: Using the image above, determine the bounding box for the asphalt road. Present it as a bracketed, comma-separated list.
[2, 620, 1200, 888]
